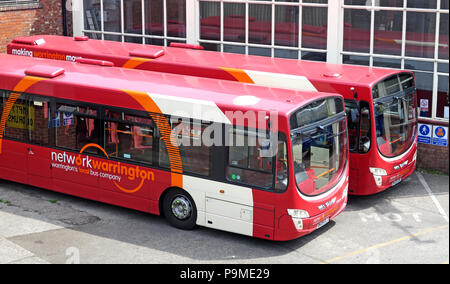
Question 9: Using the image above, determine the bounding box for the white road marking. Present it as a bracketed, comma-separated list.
[416, 172, 449, 223]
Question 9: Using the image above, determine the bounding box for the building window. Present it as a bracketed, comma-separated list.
[78, 0, 449, 121]
[0, 0, 39, 6]
[342, 0, 449, 121]
[83, 0, 186, 45]
[198, 0, 328, 61]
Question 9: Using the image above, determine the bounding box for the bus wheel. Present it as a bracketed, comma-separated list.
[163, 189, 197, 230]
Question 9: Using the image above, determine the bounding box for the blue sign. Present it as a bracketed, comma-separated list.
[432, 126, 448, 147]
[418, 123, 431, 144]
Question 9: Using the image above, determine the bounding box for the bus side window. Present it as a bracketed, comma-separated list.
[29, 97, 51, 147]
[159, 118, 212, 176]
[344, 99, 360, 152]
[275, 134, 288, 191]
[359, 101, 371, 153]
[3, 91, 30, 143]
[227, 131, 274, 189]
[104, 109, 154, 165]
[0, 90, 3, 120]
[54, 103, 100, 154]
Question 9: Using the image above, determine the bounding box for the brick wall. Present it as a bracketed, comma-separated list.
[417, 143, 449, 174]
[0, 0, 64, 53]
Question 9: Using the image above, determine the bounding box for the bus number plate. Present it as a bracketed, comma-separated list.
[392, 178, 402, 186]
[317, 218, 329, 229]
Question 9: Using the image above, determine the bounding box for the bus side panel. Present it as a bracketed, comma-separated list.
[52, 178, 100, 201]
[27, 144, 52, 189]
[96, 160, 158, 200]
[252, 190, 276, 240]
[139, 61, 238, 82]
[98, 166, 172, 213]
[99, 189, 153, 213]
[0, 140, 28, 184]
[348, 152, 360, 194]
[51, 161, 100, 188]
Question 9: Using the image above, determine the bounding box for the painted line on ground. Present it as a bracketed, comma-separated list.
[320, 224, 449, 264]
[416, 172, 449, 223]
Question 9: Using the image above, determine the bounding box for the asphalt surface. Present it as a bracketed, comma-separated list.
[0, 170, 448, 264]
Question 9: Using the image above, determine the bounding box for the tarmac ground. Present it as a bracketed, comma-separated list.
[0, 170, 448, 264]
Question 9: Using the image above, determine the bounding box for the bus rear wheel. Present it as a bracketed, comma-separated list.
[163, 189, 197, 230]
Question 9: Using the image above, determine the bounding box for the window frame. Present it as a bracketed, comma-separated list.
[225, 127, 289, 192]
[81, 0, 188, 45]
[103, 107, 156, 166]
[0, 0, 39, 6]
[197, 0, 329, 61]
[1, 91, 52, 146]
[339, 0, 449, 122]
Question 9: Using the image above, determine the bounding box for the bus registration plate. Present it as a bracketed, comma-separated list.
[317, 218, 329, 229]
[392, 178, 402, 186]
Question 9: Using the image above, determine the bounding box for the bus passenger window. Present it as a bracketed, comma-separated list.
[29, 98, 50, 146]
[344, 99, 360, 152]
[55, 104, 99, 154]
[0, 90, 3, 120]
[159, 119, 212, 176]
[227, 131, 274, 189]
[359, 102, 371, 153]
[104, 110, 154, 164]
[2, 91, 31, 143]
[275, 135, 288, 191]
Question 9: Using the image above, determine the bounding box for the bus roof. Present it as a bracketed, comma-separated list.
[0, 54, 342, 124]
[9, 35, 405, 89]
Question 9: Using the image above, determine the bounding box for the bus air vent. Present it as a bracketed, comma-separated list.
[74, 36, 89, 41]
[169, 42, 204, 50]
[323, 72, 341, 78]
[76, 58, 114, 67]
[12, 37, 45, 46]
[25, 65, 65, 78]
[129, 48, 165, 59]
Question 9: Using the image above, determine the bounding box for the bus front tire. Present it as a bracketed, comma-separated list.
[163, 189, 197, 230]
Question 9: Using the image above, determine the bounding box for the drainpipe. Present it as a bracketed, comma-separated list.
[62, 0, 68, 36]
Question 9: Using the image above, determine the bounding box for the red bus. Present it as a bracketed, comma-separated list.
[8, 35, 418, 196]
[0, 54, 349, 241]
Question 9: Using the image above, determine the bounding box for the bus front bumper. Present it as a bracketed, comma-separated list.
[275, 192, 348, 241]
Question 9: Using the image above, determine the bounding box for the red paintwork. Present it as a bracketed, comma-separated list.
[0, 54, 348, 241]
[7, 35, 418, 196]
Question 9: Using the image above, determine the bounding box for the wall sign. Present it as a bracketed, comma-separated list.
[432, 126, 448, 147]
[418, 123, 432, 144]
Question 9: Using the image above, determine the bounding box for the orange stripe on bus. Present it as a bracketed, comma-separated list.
[114, 178, 145, 194]
[121, 89, 183, 189]
[220, 67, 255, 84]
[122, 57, 152, 69]
[0, 76, 46, 154]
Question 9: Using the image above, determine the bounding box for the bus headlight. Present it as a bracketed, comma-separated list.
[369, 167, 387, 176]
[287, 209, 309, 230]
[287, 209, 309, 219]
[369, 168, 386, 186]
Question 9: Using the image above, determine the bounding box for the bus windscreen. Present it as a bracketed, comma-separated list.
[372, 74, 417, 158]
[290, 97, 347, 196]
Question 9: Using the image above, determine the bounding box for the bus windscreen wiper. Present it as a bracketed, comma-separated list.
[315, 126, 346, 139]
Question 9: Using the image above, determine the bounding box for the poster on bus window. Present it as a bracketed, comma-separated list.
[7, 104, 35, 130]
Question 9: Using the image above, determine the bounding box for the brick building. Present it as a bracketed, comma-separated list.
[0, 0, 71, 53]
